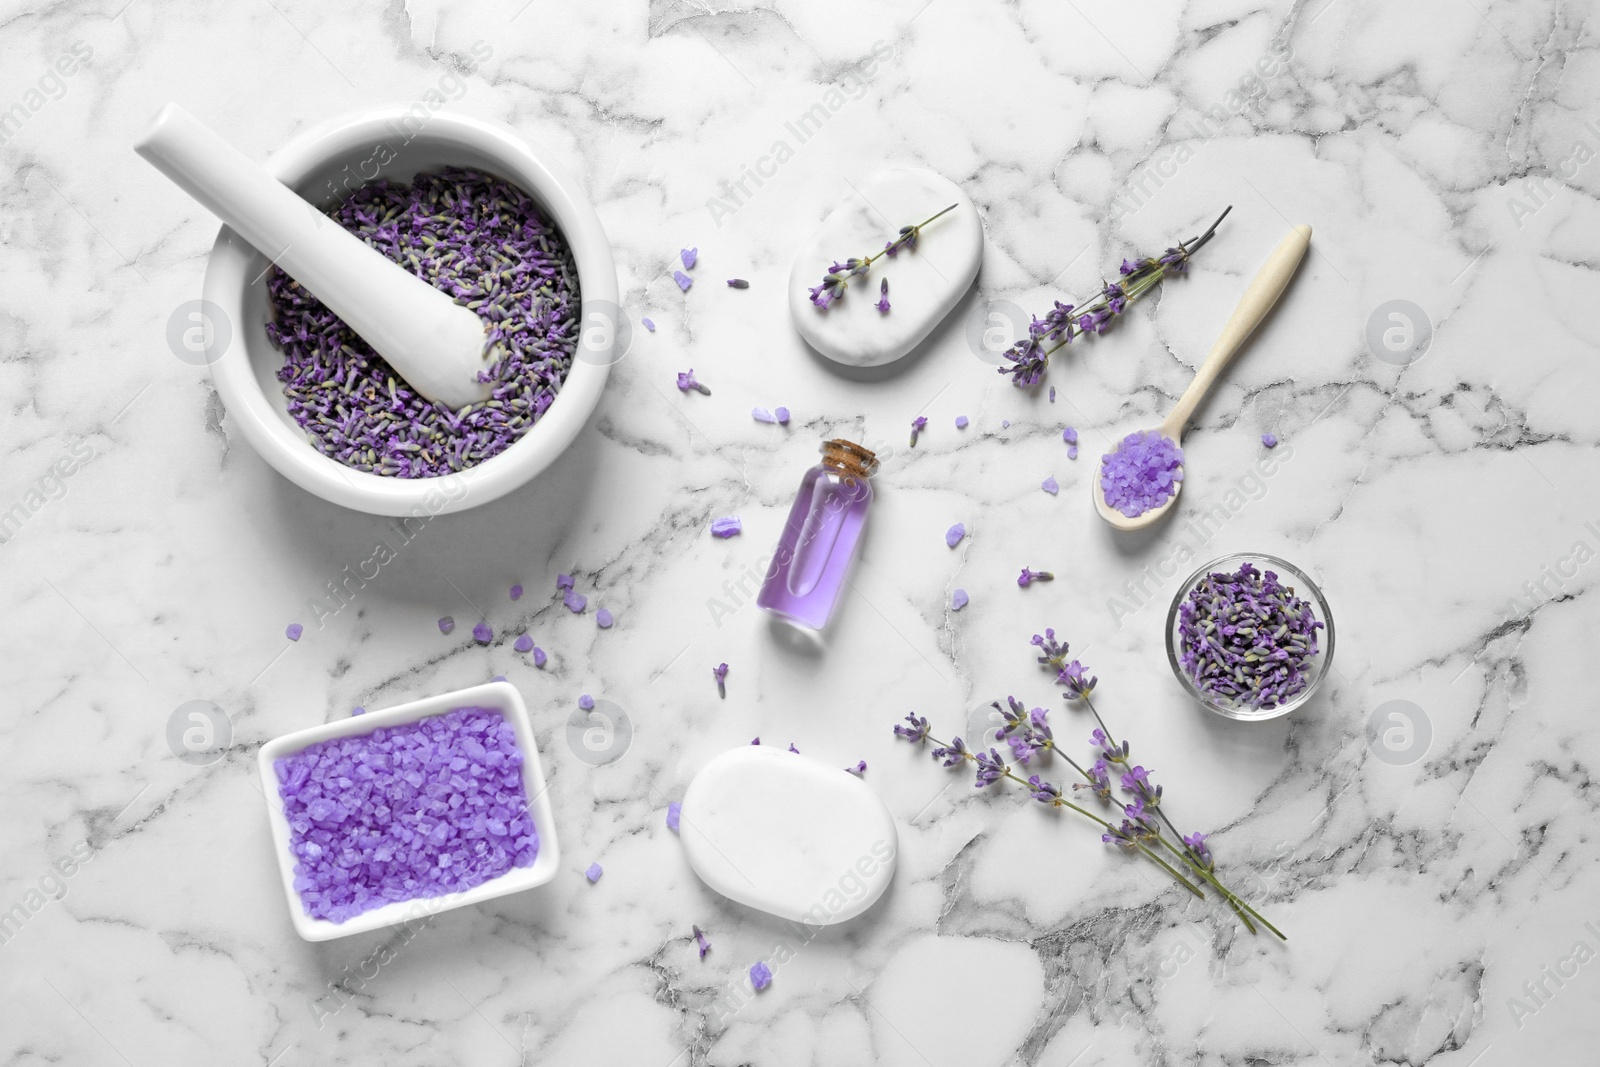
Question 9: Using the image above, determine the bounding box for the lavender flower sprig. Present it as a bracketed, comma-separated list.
[894, 628, 1286, 939]
[808, 204, 958, 310]
[1000, 206, 1232, 387]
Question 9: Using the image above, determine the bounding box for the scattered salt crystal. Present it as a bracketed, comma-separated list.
[557, 574, 574, 591]
[1068, 445, 1079, 460]
[509, 584, 523, 601]
[585, 862, 603, 883]
[775, 407, 790, 425]
[578, 694, 594, 710]
[438, 616, 455, 634]
[1062, 426, 1078, 445]
[473, 622, 493, 644]
[514, 634, 534, 653]
[667, 802, 681, 831]
[532, 647, 547, 668]
[955, 415, 968, 428]
[680, 248, 697, 270]
[711, 516, 742, 538]
[642, 317, 656, 332]
[563, 588, 587, 613]
[286, 623, 303, 641]
[946, 523, 966, 548]
[596, 608, 614, 629]
[673, 270, 693, 292]
[752, 407, 776, 423]
[351, 706, 366, 716]
[750, 961, 773, 990]
[951, 588, 969, 610]
[1262, 432, 1279, 448]
[1042, 475, 1059, 495]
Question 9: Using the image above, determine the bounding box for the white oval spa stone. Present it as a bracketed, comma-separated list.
[788, 168, 983, 368]
[679, 745, 898, 924]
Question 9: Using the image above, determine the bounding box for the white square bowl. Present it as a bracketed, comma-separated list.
[257, 680, 560, 941]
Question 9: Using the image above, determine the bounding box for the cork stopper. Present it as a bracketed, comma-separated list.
[820, 439, 878, 480]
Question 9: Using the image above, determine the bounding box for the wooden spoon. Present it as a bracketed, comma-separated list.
[1093, 223, 1312, 532]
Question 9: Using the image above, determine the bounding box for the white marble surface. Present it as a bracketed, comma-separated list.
[2, 1, 1598, 1065]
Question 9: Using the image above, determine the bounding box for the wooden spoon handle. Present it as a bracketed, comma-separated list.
[1162, 224, 1311, 440]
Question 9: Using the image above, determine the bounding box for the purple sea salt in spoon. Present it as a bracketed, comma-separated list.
[1093, 224, 1311, 532]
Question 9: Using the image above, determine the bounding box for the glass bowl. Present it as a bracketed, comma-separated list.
[1164, 552, 1334, 722]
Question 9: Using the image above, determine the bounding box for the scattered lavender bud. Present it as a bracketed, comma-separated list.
[693, 925, 712, 959]
[1262, 432, 1279, 448]
[473, 622, 493, 644]
[726, 278, 749, 288]
[875, 277, 891, 313]
[667, 802, 681, 831]
[286, 623, 303, 641]
[910, 415, 928, 446]
[753, 407, 776, 423]
[673, 270, 693, 291]
[775, 407, 790, 425]
[532, 646, 547, 668]
[676, 369, 711, 395]
[585, 862, 603, 883]
[1049, 386, 1056, 402]
[951, 588, 969, 610]
[711, 516, 742, 538]
[1018, 567, 1054, 587]
[438, 616, 456, 635]
[751, 737, 760, 745]
[847, 760, 867, 775]
[514, 634, 534, 653]
[596, 608, 614, 629]
[788, 743, 800, 754]
[563, 588, 587, 613]
[955, 415, 969, 429]
[578, 694, 595, 711]
[642, 316, 656, 332]
[946, 523, 966, 548]
[509, 584, 523, 601]
[714, 662, 729, 698]
[1041, 476, 1059, 495]
[750, 961, 773, 990]
[680, 247, 697, 270]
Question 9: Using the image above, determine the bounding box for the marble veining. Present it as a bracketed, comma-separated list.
[0, 0, 1597, 1064]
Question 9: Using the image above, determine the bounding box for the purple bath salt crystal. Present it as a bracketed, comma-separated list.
[532, 647, 547, 668]
[752, 407, 776, 424]
[1099, 431, 1185, 518]
[750, 961, 773, 990]
[473, 622, 493, 644]
[492, 675, 507, 683]
[1068, 445, 1079, 460]
[955, 415, 969, 429]
[1042, 476, 1059, 495]
[711, 516, 742, 538]
[673, 270, 693, 292]
[642, 316, 656, 332]
[1062, 426, 1078, 445]
[563, 588, 587, 613]
[351, 706, 366, 716]
[557, 574, 574, 591]
[514, 634, 534, 653]
[272, 705, 536, 922]
[509, 584, 523, 601]
[596, 608, 614, 629]
[286, 623, 303, 641]
[946, 523, 966, 548]
[1262, 432, 1279, 448]
[667, 802, 681, 831]
[680, 247, 697, 270]
[585, 862, 603, 883]
[578, 694, 594, 710]
[438, 616, 455, 635]
[1002, 420, 1010, 429]
[951, 588, 969, 610]
[775, 407, 790, 425]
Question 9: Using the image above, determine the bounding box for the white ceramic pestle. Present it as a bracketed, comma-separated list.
[136, 103, 491, 409]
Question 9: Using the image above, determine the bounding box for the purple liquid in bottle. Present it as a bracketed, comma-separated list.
[758, 439, 878, 631]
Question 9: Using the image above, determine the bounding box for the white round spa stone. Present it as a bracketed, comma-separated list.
[788, 168, 983, 368]
[679, 745, 898, 925]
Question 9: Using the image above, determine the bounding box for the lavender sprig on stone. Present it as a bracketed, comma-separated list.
[1000, 206, 1231, 387]
[808, 204, 958, 310]
[267, 168, 579, 477]
[892, 629, 1286, 939]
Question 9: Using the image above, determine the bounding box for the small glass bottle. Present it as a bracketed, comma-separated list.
[757, 439, 878, 631]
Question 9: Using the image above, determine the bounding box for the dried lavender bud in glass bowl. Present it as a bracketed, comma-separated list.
[1164, 553, 1333, 722]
